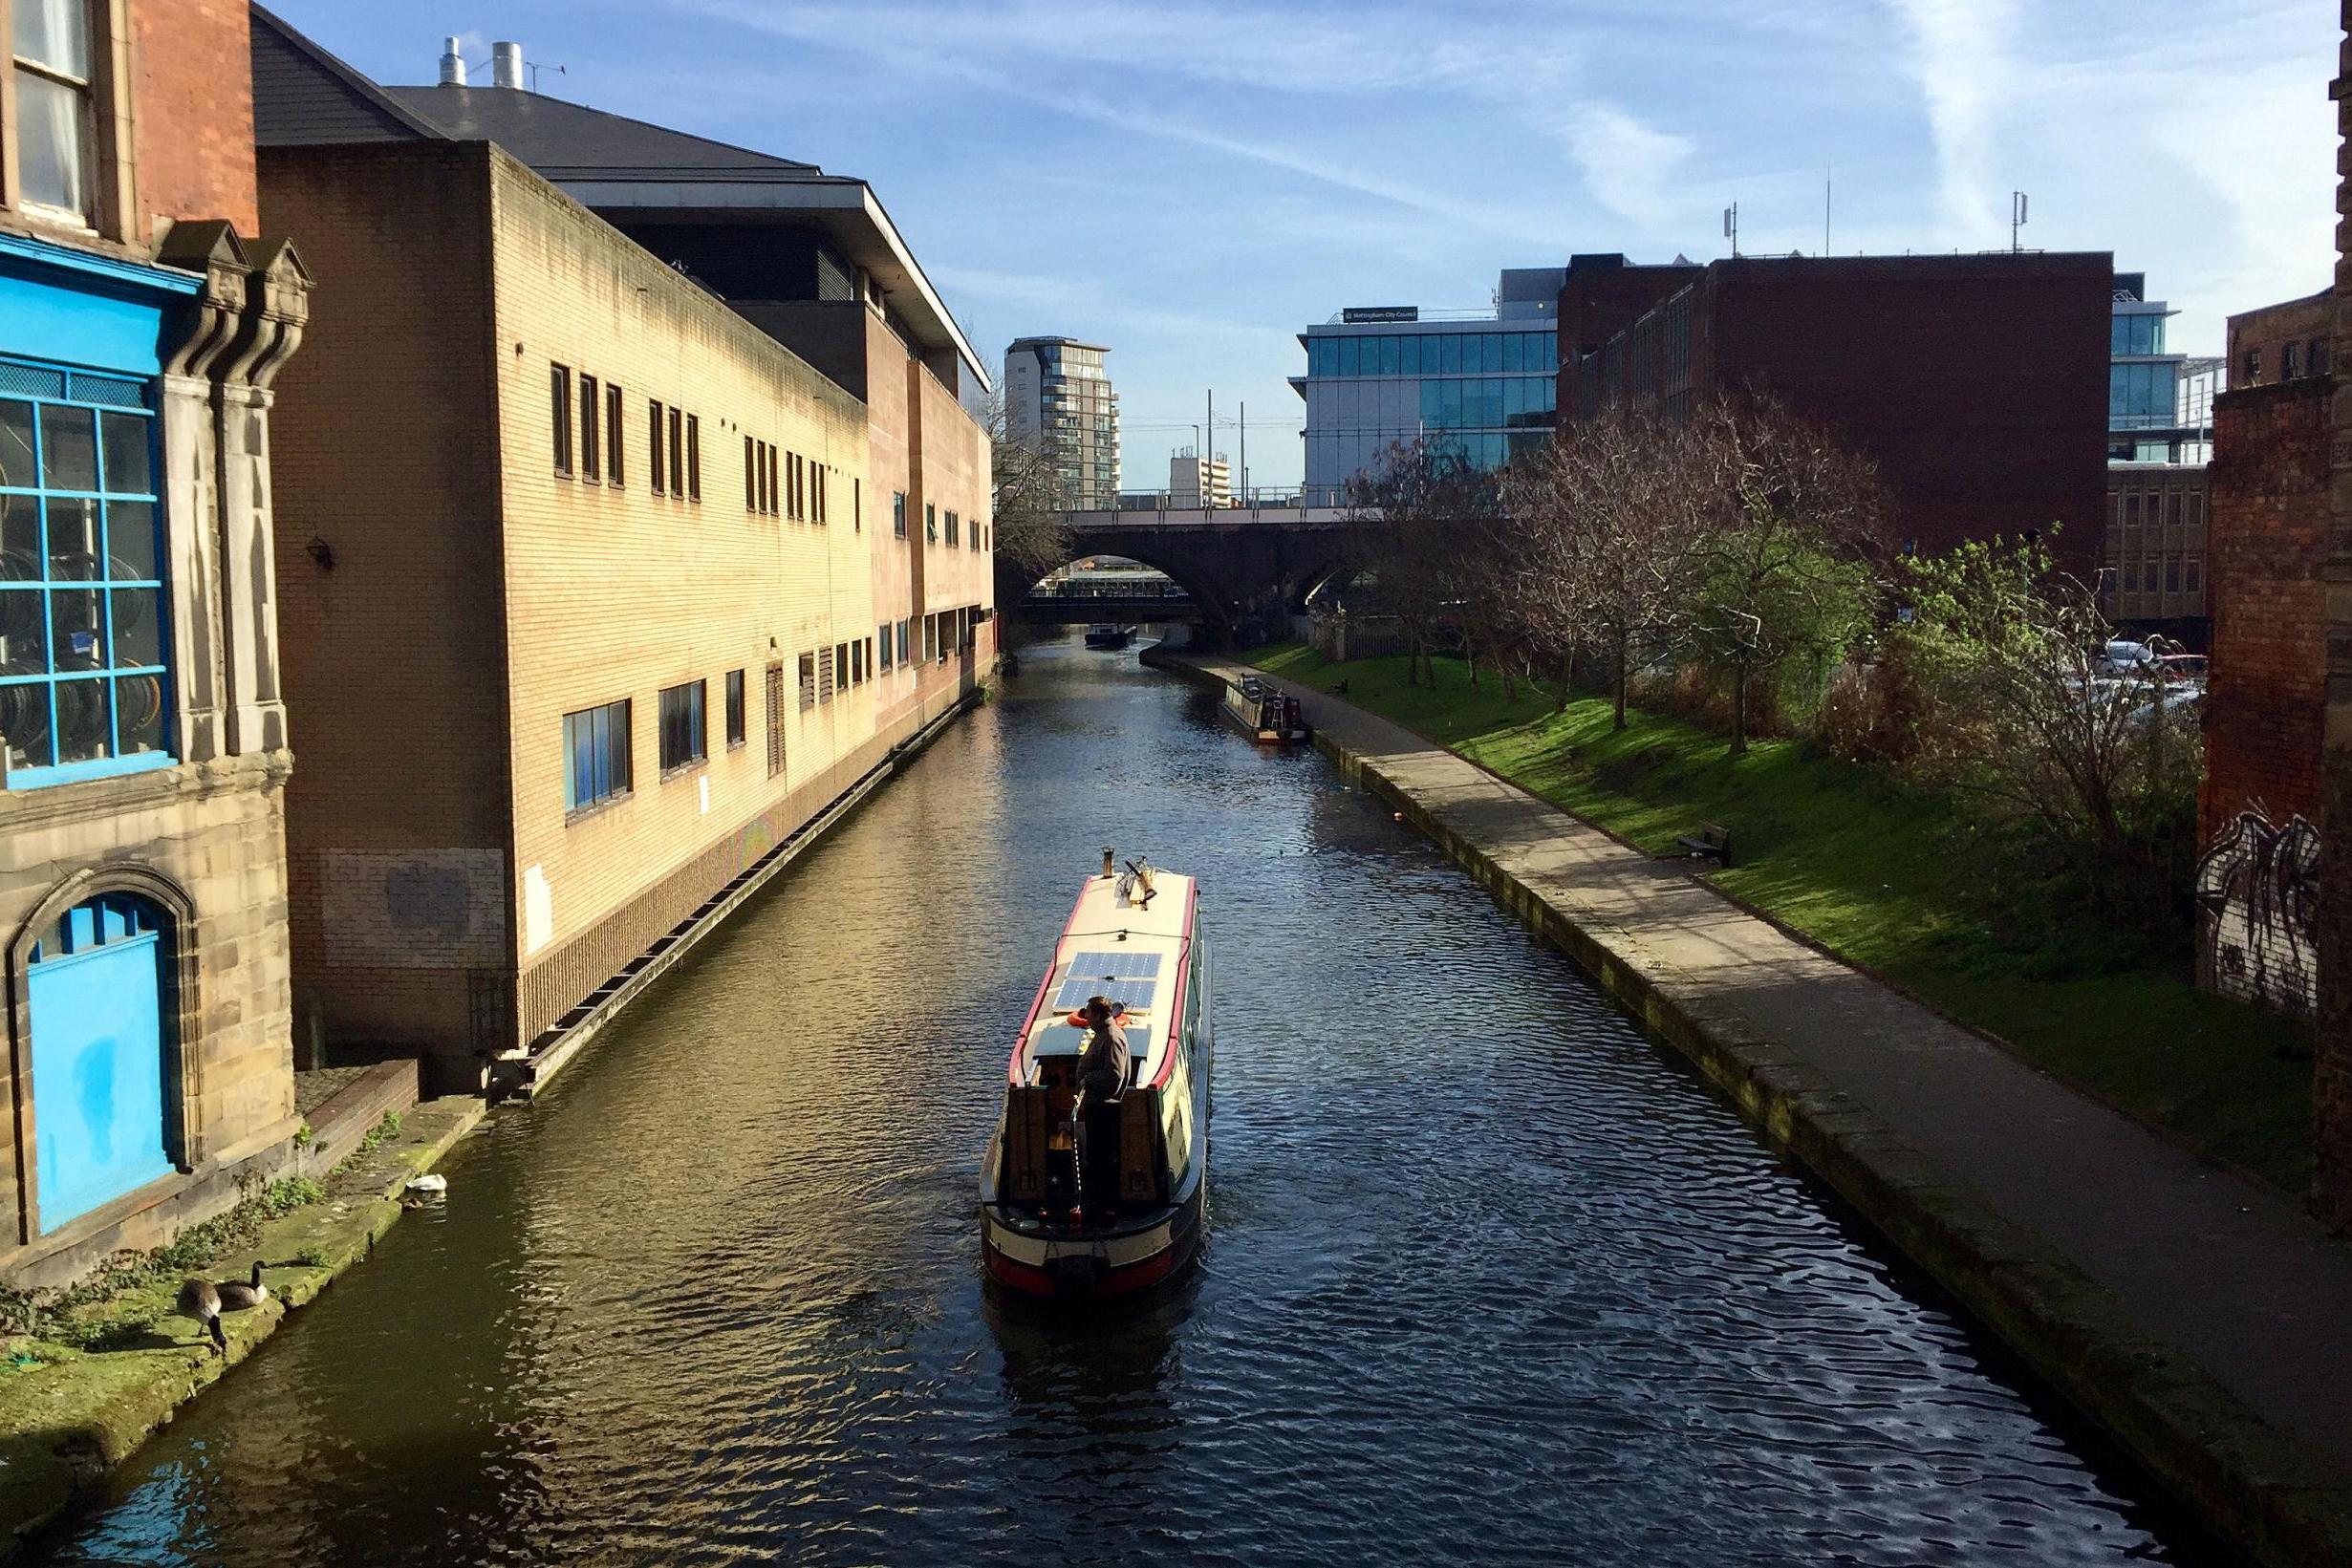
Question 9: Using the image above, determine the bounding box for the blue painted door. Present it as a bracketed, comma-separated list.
[28, 920, 172, 1231]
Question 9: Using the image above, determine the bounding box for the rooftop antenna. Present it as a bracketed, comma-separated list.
[528, 59, 567, 92]
[1724, 203, 1739, 258]
[2011, 190, 2028, 254]
[1824, 169, 1831, 256]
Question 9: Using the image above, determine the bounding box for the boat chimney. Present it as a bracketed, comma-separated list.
[491, 40, 526, 90]
[438, 37, 467, 86]
[1101, 847, 1115, 879]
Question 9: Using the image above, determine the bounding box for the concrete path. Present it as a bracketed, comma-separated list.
[1185, 653, 2352, 1566]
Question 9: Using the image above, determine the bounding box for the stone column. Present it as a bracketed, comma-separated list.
[152, 222, 249, 766]
[2318, 2, 2352, 1227]
[212, 240, 311, 759]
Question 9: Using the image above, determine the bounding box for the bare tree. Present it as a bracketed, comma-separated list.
[1684, 396, 1889, 755]
[1507, 406, 1715, 730]
[1344, 438, 1500, 686]
[982, 392, 1075, 581]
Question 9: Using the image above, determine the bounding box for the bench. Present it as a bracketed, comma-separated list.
[1675, 823, 1732, 867]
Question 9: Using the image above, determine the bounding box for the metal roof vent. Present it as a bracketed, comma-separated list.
[491, 40, 525, 90]
[438, 37, 467, 86]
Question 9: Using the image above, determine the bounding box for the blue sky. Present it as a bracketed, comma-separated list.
[270, 1, 2340, 492]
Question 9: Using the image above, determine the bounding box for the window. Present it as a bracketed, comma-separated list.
[764, 661, 786, 776]
[604, 382, 624, 485]
[562, 698, 632, 812]
[0, 374, 171, 784]
[816, 644, 835, 703]
[649, 400, 666, 494]
[797, 651, 816, 711]
[2242, 349, 2261, 384]
[658, 679, 705, 771]
[854, 478, 862, 532]
[744, 436, 757, 511]
[893, 491, 907, 539]
[866, 635, 875, 677]
[925, 503, 938, 543]
[896, 618, 910, 665]
[848, 639, 862, 684]
[551, 364, 574, 476]
[578, 374, 600, 482]
[836, 640, 850, 687]
[812, 464, 827, 526]
[12, 0, 96, 219]
[724, 668, 745, 748]
[971, 517, 982, 552]
[2284, 341, 2302, 380]
[668, 405, 684, 496]
[766, 446, 779, 516]
[945, 510, 960, 548]
[877, 621, 894, 672]
[685, 414, 701, 501]
[2313, 338, 2332, 377]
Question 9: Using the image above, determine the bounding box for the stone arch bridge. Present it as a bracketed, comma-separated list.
[995, 505, 1370, 644]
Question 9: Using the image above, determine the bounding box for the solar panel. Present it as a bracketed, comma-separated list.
[1052, 976, 1157, 1012]
[1065, 950, 1161, 979]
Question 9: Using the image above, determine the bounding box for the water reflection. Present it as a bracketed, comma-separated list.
[43, 636, 2211, 1567]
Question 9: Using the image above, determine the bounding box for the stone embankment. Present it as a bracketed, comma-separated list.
[1157, 646, 2352, 1568]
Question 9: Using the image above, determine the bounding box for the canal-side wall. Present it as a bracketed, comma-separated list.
[510, 671, 991, 1097]
[1148, 648, 2352, 1568]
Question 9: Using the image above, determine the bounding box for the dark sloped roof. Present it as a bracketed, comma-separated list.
[380, 86, 819, 179]
[249, 5, 446, 146]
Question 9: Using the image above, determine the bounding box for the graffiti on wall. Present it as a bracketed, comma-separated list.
[2194, 811, 2320, 1021]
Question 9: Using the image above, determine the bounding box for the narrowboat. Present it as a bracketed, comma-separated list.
[981, 854, 1211, 1299]
[1084, 623, 1134, 650]
[1220, 676, 1310, 744]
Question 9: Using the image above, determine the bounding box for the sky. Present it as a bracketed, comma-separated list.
[270, 0, 2341, 493]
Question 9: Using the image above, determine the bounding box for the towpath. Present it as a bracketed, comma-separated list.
[1179, 651, 2352, 1567]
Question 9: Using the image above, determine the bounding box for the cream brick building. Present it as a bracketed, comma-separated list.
[252, 16, 996, 1087]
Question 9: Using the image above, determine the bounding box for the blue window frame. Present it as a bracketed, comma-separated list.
[658, 680, 705, 771]
[563, 698, 632, 811]
[0, 359, 168, 788]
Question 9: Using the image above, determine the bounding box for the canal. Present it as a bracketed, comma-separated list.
[46, 637, 2209, 1566]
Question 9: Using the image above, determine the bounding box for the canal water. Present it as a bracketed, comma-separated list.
[46, 638, 2210, 1567]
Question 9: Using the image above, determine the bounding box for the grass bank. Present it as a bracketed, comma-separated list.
[1242, 642, 2312, 1193]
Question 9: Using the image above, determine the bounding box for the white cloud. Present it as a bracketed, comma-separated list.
[1885, 0, 2020, 245]
[1563, 103, 1697, 226]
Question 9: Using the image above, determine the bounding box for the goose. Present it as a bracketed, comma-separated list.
[218, 1260, 270, 1311]
[175, 1278, 227, 1351]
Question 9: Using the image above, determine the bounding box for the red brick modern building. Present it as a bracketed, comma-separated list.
[1557, 252, 2113, 571]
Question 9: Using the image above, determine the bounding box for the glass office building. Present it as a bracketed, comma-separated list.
[1291, 268, 1563, 505]
[2109, 273, 2214, 465]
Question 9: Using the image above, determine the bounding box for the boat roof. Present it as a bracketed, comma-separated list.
[1015, 869, 1196, 1088]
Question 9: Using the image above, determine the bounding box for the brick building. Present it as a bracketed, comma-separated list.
[2318, 0, 2352, 1230]
[1557, 251, 2112, 571]
[250, 13, 995, 1090]
[0, 0, 312, 1285]
[2230, 289, 2331, 388]
[2104, 465, 2211, 642]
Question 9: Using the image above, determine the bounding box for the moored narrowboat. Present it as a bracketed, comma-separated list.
[1219, 676, 1310, 744]
[981, 855, 1211, 1299]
